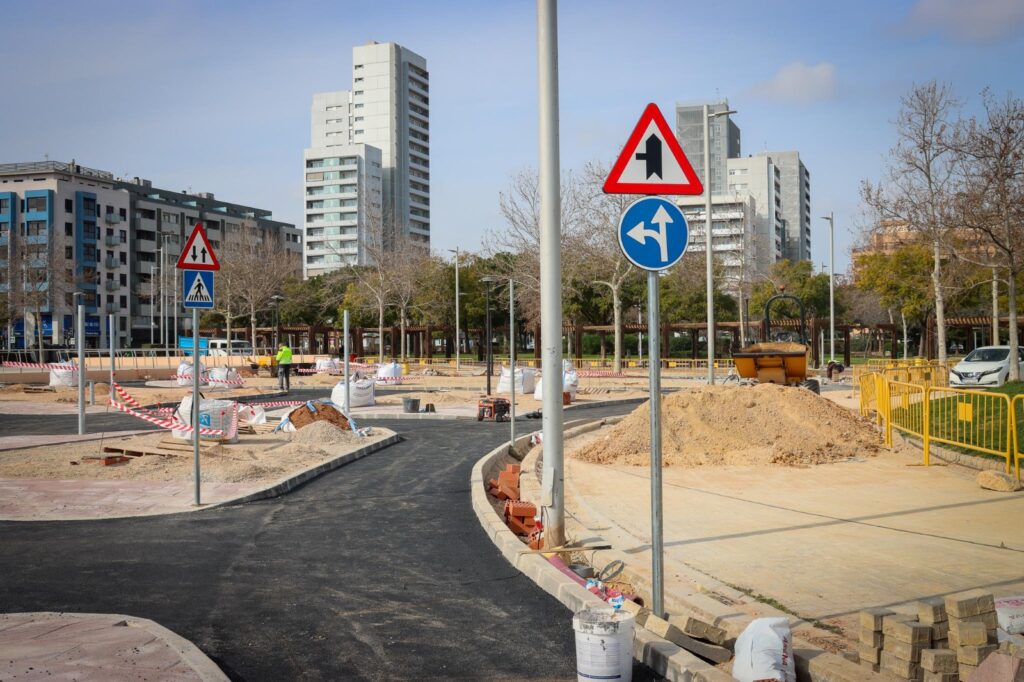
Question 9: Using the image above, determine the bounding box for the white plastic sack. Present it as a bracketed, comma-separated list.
[331, 378, 375, 409]
[239, 404, 266, 425]
[207, 366, 241, 384]
[732, 617, 795, 682]
[497, 366, 536, 394]
[173, 396, 238, 442]
[533, 370, 577, 400]
[376, 361, 402, 383]
[49, 367, 78, 387]
[996, 596, 1024, 635]
[176, 360, 206, 387]
[315, 357, 339, 372]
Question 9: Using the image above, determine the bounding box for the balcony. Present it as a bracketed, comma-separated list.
[105, 235, 122, 247]
[104, 214, 122, 225]
[106, 302, 121, 313]
[105, 256, 120, 269]
[105, 280, 121, 292]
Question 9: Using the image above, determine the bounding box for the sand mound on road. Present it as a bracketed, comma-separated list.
[573, 383, 881, 467]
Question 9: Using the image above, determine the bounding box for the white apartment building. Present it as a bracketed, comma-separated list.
[757, 151, 811, 262]
[303, 41, 429, 277]
[726, 156, 785, 274]
[676, 193, 759, 295]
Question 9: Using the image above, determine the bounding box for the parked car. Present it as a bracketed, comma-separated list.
[208, 339, 254, 357]
[948, 346, 1023, 388]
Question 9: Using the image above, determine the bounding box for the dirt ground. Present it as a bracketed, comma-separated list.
[0, 423, 393, 484]
[573, 383, 885, 467]
[0, 382, 274, 407]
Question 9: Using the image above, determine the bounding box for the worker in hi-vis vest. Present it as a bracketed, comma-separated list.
[276, 342, 293, 392]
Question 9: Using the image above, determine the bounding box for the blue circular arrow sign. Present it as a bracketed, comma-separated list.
[617, 196, 689, 271]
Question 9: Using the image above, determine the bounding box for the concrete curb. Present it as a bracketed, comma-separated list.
[6, 612, 229, 681]
[207, 433, 401, 510]
[470, 431, 732, 682]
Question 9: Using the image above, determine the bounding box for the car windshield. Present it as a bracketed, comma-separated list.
[964, 348, 1008, 363]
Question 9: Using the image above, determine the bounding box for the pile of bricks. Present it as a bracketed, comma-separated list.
[488, 463, 520, 501]
[503, 501, 537, 536]
[856, 589, 1002, 681]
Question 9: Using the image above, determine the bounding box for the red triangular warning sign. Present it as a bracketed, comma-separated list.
[176, 223, 220, 271]
[603, 103, 705, 196]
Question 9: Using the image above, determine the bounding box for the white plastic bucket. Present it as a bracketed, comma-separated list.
[572, 607, 635, 682]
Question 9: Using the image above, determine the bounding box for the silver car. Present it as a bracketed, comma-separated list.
[949, 346, 1023, 388]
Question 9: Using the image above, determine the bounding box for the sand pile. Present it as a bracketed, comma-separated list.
[289, 420, 360, 446]
[573, 383, 881, 467]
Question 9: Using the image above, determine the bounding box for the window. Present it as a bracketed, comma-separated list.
[24, 220, 47, 236]
[119, 208, 126, 219]
[163, 213, 179, 224]
[354, 77, 363, 83]
[354, 90, 363, 96]
[65, 246, 73, 259]
[64, 199, 73, 212]
[120, 273, 127, 285]
[354, 64, 363, 70]
[354, 103, 363, 109]
[355, 116, 363, 122]
[119, 252, 126, 264]
[64, 222, 73, 236]
[326, 105, 344, 111]
[119, 295, 127, 307]
[354, 130, 364, 135]
[26, 196, 47, 212]
[119, 229, 126, 243]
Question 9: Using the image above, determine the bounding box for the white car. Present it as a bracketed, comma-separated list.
[949, 346, 1023, 388]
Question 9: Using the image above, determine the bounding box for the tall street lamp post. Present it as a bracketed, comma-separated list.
[702, 105, 736, 385]
[447, 247, 461, 374]
[481, 276, 497, 395]
[821, 212, 835, 363]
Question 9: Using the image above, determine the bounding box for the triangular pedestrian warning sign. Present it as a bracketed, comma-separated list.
[185, 272, 213, 305]
[603, 103, 705, 196]
[176, 223, 220, 271]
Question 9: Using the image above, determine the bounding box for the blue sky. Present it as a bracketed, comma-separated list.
[2, 0, 1022, 273]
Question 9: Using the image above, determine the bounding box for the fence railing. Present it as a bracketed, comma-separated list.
[349, 356, 737, 373]
[861, 369, 1019, 478]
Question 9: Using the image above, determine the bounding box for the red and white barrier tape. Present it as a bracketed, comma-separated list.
[240, 400, 308, 408]
[2, 361, 77, 370]
[169, 372, 246, 386]
[107, 399, 225, 436]
[577, 371, 626, 378]
[375, 376, 411, 384]
[111, 381, 142, 408]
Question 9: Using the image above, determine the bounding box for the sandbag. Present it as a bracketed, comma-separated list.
[176, 360, 206, 387]
[497, 366, 536, 394]
[330, 378, 375, 410]
[49, 367, 78, 387]
[174, 396, 238, 442]
[996, 596, 1024, 635]
[732, 618, 795, 682]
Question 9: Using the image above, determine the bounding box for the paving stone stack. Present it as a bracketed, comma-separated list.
[857, 607, 890, 673]
[945, 589, 999, 680]
[880, 613, 932, 680]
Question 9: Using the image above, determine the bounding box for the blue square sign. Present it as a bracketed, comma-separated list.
[183, 270, 215, 309]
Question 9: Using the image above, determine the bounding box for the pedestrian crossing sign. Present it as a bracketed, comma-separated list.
[183, 270, 215, 309]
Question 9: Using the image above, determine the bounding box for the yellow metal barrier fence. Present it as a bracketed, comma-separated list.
[858, 371, 879, 418]
[924, 386, 1013, 474]
[884, 381, 927, 452]
[1012, 395, 1023, 480]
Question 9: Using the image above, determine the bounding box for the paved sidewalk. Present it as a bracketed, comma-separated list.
[0, 612, 227, 681]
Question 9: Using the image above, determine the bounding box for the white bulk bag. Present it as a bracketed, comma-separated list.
[49, 367, 78, 387]
[207, 366, 240, 384]
[732, 618, 796, 682]
[534, 369, 577, 400]
[238, 404, 267, 425]
[176, 360, 206, 387]
[315, 357, 339, 372]
[331, 378, 375, 410]
[497, 366, 536, 394]
[996, 596, 1024, 635]
[173, 396, 238, 442]
[376, 361, 402, 383]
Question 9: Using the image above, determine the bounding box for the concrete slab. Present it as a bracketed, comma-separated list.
[0, 430, 150, 452]
[0, 612, 227, 681]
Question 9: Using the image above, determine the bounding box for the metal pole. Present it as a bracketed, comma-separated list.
[992, 268, 999, 345]
[509, 279, 516, 446]
[173, 262, 178, 348]
[827, 211, 835, 363]
[193, 307, 201, 506]
[108, 314, 115, 402]
[343, 309, 350, 412]
[703, 104, 715, 385]
[538, 0, 565, 547]
[150, 264, 156, 345]
[647, 270, 664, 616]
[454, 248, 461, 374]
[485, 285, 492, 395]
[77, 303, 85, 435]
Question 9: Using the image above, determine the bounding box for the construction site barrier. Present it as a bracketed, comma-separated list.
[1013, 395, 1024, 480]
[858, 372, 879, 418]
[883, 381, 927, 451]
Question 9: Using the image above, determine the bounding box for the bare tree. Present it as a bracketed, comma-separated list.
[863, 82, 960, 363]
[951, 89, 1024, 381]
[386, 235, 431, 361]
[346, 219, 392, 362]
[229, 220, 296, 351]
[488, 168, 585, 328]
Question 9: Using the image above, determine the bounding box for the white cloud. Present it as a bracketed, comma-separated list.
[749, 62, 838, 104]
[906, 0, 1024, 43]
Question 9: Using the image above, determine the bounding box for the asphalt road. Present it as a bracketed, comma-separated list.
[0, 405, 650, 681]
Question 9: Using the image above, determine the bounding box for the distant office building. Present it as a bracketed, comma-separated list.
[726, 156, 785, 274]
[0, 161, 299, 350]
[676, 193, 759, 294]
[757, 151, 811, 262]
[675, 100, 741, 196]
[303, 41, 429, 277]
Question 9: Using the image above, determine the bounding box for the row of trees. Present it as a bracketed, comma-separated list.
[860, 82, 1024, 380]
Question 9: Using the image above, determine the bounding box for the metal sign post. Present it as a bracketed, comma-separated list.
[192, 308, 201, 506]
[509, 279, 516, 448]
[77, 303, 85, 435]
[646, 270, 663, 614]
[343, 309, 350, 412]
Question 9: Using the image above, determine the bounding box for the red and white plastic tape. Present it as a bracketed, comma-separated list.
[2, 361, 77, 370]
[240, 400, 307, 408]
[577, 371, 626, 378]
[107, 399, 225, 436]
[111, 381, 142, 408]
[170, 372, 246, 386]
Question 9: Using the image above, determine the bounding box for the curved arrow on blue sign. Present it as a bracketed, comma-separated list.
[617, 196, 689, 271]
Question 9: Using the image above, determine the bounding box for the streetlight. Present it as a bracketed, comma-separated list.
[72, 291, 85, 436]
[821, 212, 835, 363]
[480, 275, 497, 395]
[447, 247, 461, 374]
[508, 278, 517, 445]
[271, 295, 284, 350]
[702, 105, 737, 385]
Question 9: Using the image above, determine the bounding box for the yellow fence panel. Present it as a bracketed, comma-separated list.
[885, 381, 926, 453]
[925, 386, 1013, 474]
[1013, 395, 1023, 480]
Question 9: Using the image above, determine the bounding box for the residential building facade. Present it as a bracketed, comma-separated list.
[675, 193, 760, 294]
[0, 161, 299, 350]
[726, 156, 785, 274]
[303, 41, 429, 277]
[757, 151, 811, 262]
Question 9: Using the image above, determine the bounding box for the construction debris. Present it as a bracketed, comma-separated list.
[286, 401, 351, 431]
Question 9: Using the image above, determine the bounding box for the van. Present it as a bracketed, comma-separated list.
[208, 339, 254, 357]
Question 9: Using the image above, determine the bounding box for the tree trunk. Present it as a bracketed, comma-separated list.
[399, 310, 407, 362]
[612, 287, 623, 374]
[250, 302, 257, 354]
[901, 310, 909, 360]
[932, 238, 947, 363]
[1007, 272, 1020, 383]
[377, 304, 384, 363]
[992, 268, 999, 346]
